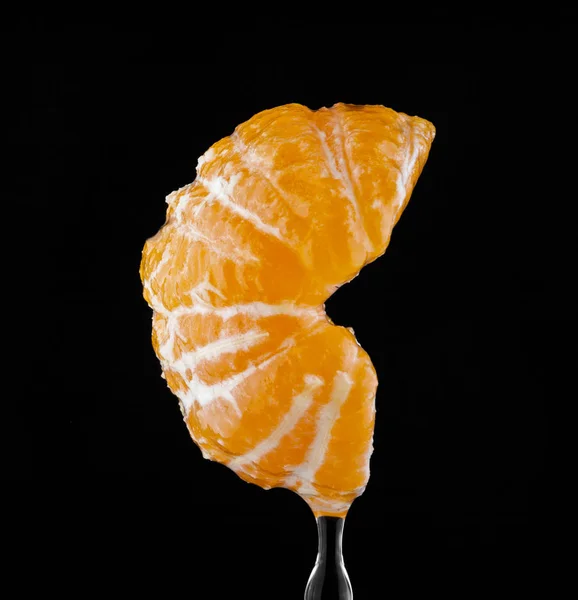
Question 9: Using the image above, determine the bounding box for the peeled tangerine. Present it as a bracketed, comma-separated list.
[140, 103, 435, 517]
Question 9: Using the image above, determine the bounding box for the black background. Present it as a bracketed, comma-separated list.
[8, 20, 576, 597]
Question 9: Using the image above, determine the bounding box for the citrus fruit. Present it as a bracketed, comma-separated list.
[140, 103, 435, 516]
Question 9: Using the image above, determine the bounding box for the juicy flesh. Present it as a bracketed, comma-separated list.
[141, 103, 435, 516]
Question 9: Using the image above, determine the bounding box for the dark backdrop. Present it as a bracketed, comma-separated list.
[8, 21, 575, 598]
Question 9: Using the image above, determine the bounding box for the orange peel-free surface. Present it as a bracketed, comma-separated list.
[140, 103, 435, 516]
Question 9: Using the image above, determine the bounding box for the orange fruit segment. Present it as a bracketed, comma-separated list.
[140, 103, 435, 517]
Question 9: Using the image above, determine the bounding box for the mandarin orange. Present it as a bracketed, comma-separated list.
[140, 103, 435, 517]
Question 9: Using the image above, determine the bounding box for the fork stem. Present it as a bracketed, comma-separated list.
[304, 516, 353, 599]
